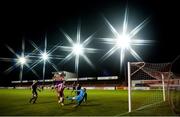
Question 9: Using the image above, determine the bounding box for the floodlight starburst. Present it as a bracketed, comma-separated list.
[100, 7, 154, 70]
[0, 40, 39, 82]
[59, 22, 98, 75]
[29, 35, 63, 82]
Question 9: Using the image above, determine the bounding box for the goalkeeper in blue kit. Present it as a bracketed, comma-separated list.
[66, 88, 87, 107]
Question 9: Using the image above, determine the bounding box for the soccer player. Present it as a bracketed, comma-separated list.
[71, 82, 76, 95]
[55, 80, 66, 106]
[29, 80, 41, 104]
[83, 90, 87, 103]
[52, 72, 66, 106]
[66, 88, 87, 107]
[76, 83, 81, 95]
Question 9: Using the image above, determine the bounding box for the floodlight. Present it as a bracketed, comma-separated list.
[29, 37, 61, 83]
[116, 34, 130, 48]
[73, 44, 83, 55]
[0, 41, 39, 83]
[41, 52, 48, 60]
[18, 57, 26, 65]
[100, 7, 153, 67]
[59, 23, 98, 75]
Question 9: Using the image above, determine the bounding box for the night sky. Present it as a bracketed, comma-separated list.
[0, 0, 180, 84]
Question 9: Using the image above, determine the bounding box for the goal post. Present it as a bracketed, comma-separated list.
[161, 73, 166, 102]
[127, 62, 172, 112]
[128, 62, 131, 112]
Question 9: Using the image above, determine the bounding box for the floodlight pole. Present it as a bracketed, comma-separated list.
[42, 60, 46, 85]
[77, 69, 79, 83]
[127, 62, 131, 112]
[20, 64, 23, 86]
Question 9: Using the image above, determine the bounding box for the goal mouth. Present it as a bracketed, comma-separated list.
[128, 62, 173, 113]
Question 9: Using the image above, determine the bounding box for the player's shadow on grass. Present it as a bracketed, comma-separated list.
[64, 103, 75, 106]
[37, 101, 55, 104]
[64, 101, 101, 107]
[64, 103, 101, 107]
[82, 103, 101, 107]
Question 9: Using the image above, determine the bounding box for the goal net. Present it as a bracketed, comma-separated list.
[127, 62, 172, 112]
[168, 73, 180, 115]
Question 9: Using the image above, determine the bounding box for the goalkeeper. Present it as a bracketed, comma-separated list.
[66, 88, 87, 107]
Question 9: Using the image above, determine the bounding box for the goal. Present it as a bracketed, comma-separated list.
[127, 62, 172, 112]
[168, 73, 180, 115]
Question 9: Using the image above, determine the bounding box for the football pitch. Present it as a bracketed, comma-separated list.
[0, 89, 176, 116]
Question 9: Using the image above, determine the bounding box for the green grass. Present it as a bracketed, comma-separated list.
[0, 89, 176, 116]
